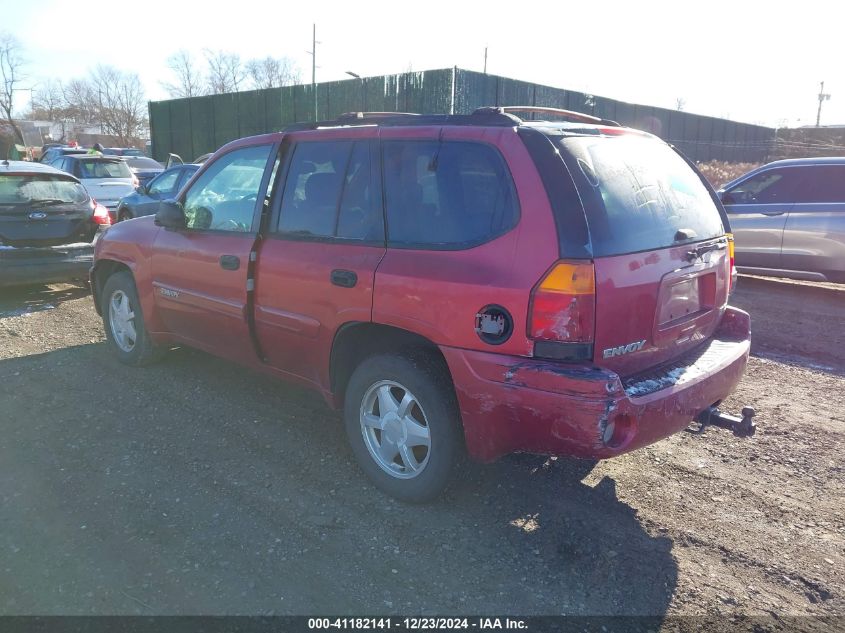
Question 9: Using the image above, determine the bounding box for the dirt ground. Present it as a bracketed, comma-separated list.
[0, 275, 842, 621]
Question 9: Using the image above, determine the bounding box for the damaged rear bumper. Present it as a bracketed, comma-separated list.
[440, 306, 751, 463]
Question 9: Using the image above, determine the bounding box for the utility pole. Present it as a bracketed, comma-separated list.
[306, 24, 320, 121]
[816, 80, 831, 127]
[483, 46, 488, 74]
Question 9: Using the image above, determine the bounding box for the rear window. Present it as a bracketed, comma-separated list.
[125, 157, 163, 170]
[0, 174, 88, 204]
[560, 136, 725, 257]
[77, 159, 132, 179]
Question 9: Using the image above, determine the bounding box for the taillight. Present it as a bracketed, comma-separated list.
[529, 261, 595, 343]
[92, 200, 111, 226]
[726, 233, 737, 293]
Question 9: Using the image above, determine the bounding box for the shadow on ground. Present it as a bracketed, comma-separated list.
[0, 342, 677, 616]
[0, 282, 91, 319]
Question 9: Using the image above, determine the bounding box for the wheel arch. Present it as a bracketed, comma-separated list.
[91, 259, 133, 316]
[329, 322, 456, 408]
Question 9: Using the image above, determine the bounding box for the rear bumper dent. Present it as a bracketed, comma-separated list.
[441, 306, 751, 462]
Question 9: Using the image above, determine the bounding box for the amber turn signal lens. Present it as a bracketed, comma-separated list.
[538, 262, 595, 295]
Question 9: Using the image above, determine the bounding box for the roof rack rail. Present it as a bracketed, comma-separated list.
[281, 109, 520, 132]
[475, 106, 621, 127]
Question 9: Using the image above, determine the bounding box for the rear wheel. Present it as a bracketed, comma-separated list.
[101, 271, 161, 366]
[344, 353, 463, 503]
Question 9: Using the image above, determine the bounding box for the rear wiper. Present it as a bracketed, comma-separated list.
[685, 240, 727, 262]
[26, 198, 70, 206]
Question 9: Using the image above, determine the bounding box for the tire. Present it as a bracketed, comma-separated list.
[101, 271, 161, 366]
[344, 353, 463, 503]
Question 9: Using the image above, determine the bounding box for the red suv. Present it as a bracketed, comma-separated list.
[91, 107, 750, 502]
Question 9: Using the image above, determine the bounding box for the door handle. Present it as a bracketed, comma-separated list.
[219, 255, 240, 271]
[331, 269, 358, 288]
[761, 210, 787, 216]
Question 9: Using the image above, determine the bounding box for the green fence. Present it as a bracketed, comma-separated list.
[149, 68, 774, 164]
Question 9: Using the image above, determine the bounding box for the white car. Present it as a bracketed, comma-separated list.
[49, 155, 138, 218]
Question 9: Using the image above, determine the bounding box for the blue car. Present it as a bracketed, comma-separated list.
[113, 163, 199, 222]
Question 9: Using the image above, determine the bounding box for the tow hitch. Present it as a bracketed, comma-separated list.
[690, 405, 756, 437]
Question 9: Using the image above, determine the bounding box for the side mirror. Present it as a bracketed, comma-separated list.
[136, 183, 148, 195]
[719, 191, 736, 205]
[155, 199, 186, 229]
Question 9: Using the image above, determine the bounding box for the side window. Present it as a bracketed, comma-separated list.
[277, 141, 382, 241]
[725, 167, 805, 205]
[382, 140, 519, 248]
[796, 166, 845, 203]
[182, 144, 272, 232]
[176, 166, 199, 191]
[148, 169, 180, 195]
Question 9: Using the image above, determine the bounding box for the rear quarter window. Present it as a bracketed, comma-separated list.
[382, 140, 519, 249]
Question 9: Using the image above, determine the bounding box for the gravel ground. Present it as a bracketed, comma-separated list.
[0, 276, 842, 618]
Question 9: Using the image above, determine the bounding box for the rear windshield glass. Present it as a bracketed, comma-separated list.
[78, 159, 132, 179]
[125, 157, 163, 169]
[560, 136, 724, 256]
[0, 174, 88, 204]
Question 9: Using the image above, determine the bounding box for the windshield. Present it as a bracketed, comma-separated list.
[0, 174, 89, 204]
[77, 159, 133, 179]
[560, 135, 725, 256]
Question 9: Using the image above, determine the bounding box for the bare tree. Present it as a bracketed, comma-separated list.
[246, 56, 300, 89]
[675, 97, 686, 112]
[0, 32, 26, 144]
[57, 67, 147, 144]
[30, 79, 69, 140]
[62, 78, 99, 126]
[204, 49, 245, 94]
[161, 50, 205, 98]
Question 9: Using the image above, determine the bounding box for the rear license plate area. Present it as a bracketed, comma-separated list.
[657, 274, 711, 328]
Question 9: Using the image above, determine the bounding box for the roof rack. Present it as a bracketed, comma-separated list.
[281, 109, 521, 132]
[280, 105, 618, 132]
[475, 106, 621, 127]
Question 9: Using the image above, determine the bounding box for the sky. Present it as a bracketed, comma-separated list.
[2, 0, 843, 128]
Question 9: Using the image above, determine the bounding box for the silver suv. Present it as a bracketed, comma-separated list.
[718, 157, 845, 283]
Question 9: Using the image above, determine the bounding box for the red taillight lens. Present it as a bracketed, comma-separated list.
[726, 233, 737, 292]
[529, 261, 596, 343]
[92, 200, 111, 226]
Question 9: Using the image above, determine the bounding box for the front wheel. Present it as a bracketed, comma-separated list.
[344, 353, 463, 503]
[101, 271, 161, 366]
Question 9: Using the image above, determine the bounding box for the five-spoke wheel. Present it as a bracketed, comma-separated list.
[345, 354, 463, 503]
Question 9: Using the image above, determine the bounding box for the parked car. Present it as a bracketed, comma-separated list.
[114, 163, 199, 222]
[718, 157, 845, 283]
[123, 156, 165, 188]
[0, 160, 110, 286]
[49, 155, 138, 221]
[91, 108, 750, 502]
[38, 146, 88, 164]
